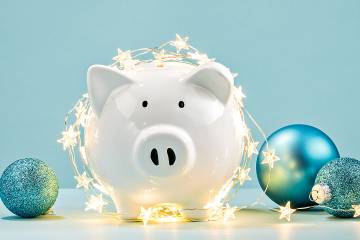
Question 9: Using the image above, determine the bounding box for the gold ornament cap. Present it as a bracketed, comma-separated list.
[311, 183, 332, 204]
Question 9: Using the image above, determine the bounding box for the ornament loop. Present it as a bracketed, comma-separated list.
[311, 183, 332, 204]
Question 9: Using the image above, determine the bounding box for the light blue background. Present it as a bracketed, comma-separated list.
[0, 0, 359, 188]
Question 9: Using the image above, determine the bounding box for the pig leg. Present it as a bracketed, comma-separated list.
[112, 195, 140, 220]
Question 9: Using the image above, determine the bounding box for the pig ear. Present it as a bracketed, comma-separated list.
[87, 65, 135, 116]
[183, 62, 234, 104]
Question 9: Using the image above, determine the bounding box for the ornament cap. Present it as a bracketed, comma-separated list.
[311, 183, 332, 204]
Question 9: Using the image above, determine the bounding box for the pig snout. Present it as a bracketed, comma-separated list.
[133, 125, 195, 177]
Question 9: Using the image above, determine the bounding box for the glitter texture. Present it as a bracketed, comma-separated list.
[0, 158, 58, 218]
[315, 157, 360, 218]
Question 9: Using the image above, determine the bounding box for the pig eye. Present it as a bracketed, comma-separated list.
[178, 101, 185, 108]
[142, 100, 148, 108]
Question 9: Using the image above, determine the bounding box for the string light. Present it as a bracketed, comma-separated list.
[138, 204, 184, 225]
[278, 201, 296, 221]
[74, 171, 93, 190]
[188, 52, 214, 65]
[112, 49, 139, 70]
[245, 141, 259, 158]
[139, 207, 153, 225]
[261, 149, 280, 169]
[235, 167, 251, 185]
[352, 205, 360, 217]
[57, 126, 79, 150]
[60, 34, 358, 224]
[222, 204, 237, 222]
[85, 194, 108, 213]
[153, 49, 168, 67]
[170, 34, 190, 52]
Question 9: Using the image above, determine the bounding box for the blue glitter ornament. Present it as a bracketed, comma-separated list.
[256, 124, 339, 208]
[0, 158, 58, 218]
[311, 158, 360, 218]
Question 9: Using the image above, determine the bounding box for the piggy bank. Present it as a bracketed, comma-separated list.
[84, 61, 244, 220]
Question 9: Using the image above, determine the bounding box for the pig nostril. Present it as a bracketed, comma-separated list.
[167, 148, 176, 166]
[150, 148, 159, 166]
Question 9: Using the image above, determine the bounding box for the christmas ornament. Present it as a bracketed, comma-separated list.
[59, 34, 261, 223]
[0, 158, 58, 218]
[256, 124, 339, 208]
[311, 157, 360, 218]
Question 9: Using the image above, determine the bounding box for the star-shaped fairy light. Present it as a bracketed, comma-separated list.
[139, 207, 153, 225]
[112, 49, 138, 70]
[245, 141, 259, 158]
[235, 167, 251, 185]
[352, 205, 360, 217]
[75, 171, 93, 190]
[261, 149, 280, 169]
[153, 49, 169, 67]
[170, 34, 189, 52]
[223, 204, 237, 222]
[85, 194, 108, 213]
[57, 126, 79, 150]
[188, 52, 213, 65]
[278, 201, 296, 221]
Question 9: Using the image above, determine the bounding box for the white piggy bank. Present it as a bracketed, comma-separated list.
[85, 61, 243, 220]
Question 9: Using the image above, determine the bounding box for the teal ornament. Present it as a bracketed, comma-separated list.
[0, 158, 58, 218]
[311, 158, 360, 218]
[256, 124, 339, 208]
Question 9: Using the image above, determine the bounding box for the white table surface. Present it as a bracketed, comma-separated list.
[0, 188, 359, 240]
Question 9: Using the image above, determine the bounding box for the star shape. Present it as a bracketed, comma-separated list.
[153, 49, 168, 67]
[112, 48, 132, 63]
[139, 207, 153, 225]
[57, 126, 79, 150]
[112, 49, 138, 70]
[188, 52, 214, 65]
[235, 167, 251, 185]
[85, 194, 108, 213]
[74, 171, 93, 190]
[170, 34, 189, 52]
[352, 205, 360, 217]
[279, 201, 296, 221]
[223, 204, 237, 222]
[261, 148, 280, 169]
[245, 141, 259, 158]
[75, 101, 91, 127]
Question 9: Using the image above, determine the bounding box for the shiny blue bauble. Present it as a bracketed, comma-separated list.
[256, 124, 339, 208]
[0, 158, 58, 218]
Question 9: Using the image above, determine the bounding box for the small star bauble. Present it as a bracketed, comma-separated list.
[0, 158, 59, 218]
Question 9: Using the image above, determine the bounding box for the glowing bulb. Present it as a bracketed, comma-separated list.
[279, 201, 296, 221]
[170, 34, 189, 52]
[74, 171, 93, 190]
[85, 194, 108, 213]
[57, 126, 79, 150]
[261, 149, 280, 169]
